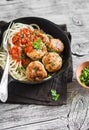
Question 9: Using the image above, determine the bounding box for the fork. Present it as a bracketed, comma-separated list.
[0, 22, 13, 102]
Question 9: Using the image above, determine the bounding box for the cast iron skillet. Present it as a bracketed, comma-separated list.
[0, 17, 71, 85]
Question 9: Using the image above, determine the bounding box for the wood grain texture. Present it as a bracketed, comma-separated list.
[0, 0, 89, 129]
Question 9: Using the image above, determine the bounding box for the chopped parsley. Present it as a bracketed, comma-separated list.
[33, 66, 39, 71]
[32, 38, 42, 50]
[21, 52, 26, 58]
[17, 66, 23, 71]
[20, 34, 24, 38]
[50, 89, 60, 101]
[80, 66, 89, 86]
[46, 46, 51, 51]
[47, 72, 52, 77]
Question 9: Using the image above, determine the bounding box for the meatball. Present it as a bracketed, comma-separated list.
[46, 38, 64, 53]
[26, 61, 47, 81]
[26, 44, 47, 60]
[42, 52, 62, 72]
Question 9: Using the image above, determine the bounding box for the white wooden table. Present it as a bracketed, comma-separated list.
[0, 0, 89, 130]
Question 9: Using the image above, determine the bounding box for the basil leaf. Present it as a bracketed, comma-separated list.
[32, 38, 42, 50]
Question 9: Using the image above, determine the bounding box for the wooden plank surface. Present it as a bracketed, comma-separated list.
[0, 0, 89, 130]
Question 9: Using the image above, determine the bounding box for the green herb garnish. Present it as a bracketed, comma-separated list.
[17, 66, 23, 72]
[47, 73, 52, 77]
[80, 66, 89, 86]
[32, 38, 42, 50]
[49, 61, 55, 66]
[33, 67, 39, 71]
[21, 52, 26, 58]
[20, 34, 24, 38]
[51, 89, 60, 101]
[46, 46, 51, 51]
[23, 64, 28, 69]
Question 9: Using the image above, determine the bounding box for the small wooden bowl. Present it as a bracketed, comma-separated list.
[76, 61, 89, 89]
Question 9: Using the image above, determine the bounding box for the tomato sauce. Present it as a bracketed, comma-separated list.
[9, 46, 21, 62]
[10, 28, 43, 64]
[12, 28, 33, 46]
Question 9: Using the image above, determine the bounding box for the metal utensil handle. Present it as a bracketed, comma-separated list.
[0, 53, 9, 102]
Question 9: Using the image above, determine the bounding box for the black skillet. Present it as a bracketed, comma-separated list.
[0, 17, 71, 85]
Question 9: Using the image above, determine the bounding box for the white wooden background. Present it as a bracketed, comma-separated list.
[0, 0, 89, 130]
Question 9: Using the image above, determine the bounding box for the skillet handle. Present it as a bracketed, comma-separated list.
[0, 21, 7, 28]
[0, 21, 8, 39]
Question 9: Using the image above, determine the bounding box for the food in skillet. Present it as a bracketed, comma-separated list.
[0, 23, 64, 82]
